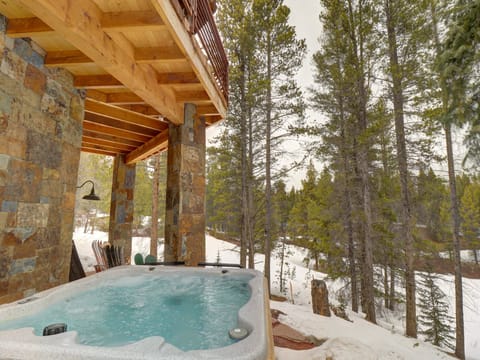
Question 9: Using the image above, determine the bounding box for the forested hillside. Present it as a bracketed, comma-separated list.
[206, 1, 480, 359]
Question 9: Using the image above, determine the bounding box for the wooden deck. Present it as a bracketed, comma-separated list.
[0, 0, 227, 162]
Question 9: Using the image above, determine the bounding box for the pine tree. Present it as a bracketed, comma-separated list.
[461, 180, 480, 264]
[418, 270, 455, 350]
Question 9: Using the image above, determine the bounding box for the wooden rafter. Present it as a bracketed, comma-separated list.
[125, 129, 169, 164]
[83, 122, 152, 143]
[45, 50, 91, 67]
[81, 146, 119, 156]
[84, 112, 159, 137]
[84, 99, 167, 131]
[82, 136, 136, 152]
[82, 130, 144, 148]
[75, 75, 124, 89]
[17, 0, 183, 124]
[6, 17, 53, 38]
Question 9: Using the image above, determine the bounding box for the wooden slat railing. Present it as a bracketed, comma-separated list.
[173, 0, 228, 103]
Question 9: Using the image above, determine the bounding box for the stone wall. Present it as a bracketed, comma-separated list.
[0, 17, 84, 304]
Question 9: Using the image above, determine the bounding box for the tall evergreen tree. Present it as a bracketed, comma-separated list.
[252, 0, 306, 292]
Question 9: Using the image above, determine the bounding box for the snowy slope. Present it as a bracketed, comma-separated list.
[73, 229, 480, 360]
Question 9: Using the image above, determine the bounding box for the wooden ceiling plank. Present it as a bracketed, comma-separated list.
[18, 0, 183, 124]
[84, 99, 167, 131]
[125, 129, 169, 164]
[6, 17, 54, 38]
[83, 121, 152, 143]
[45, 50, 92, 67]
[75, 74, 124, 89]
[196, 104, 218, 115]
[101, 10, 165, 32]
[175, 90, 210, 102]
[83, 129, 144, 147]
[84, 111, 159, 137]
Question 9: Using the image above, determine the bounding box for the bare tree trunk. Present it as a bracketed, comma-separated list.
[445, 124, 465, 359]
[389, 266, 395, 311]
[247, 106, 255, 269]
[383, 264, 389, 309]
[431, 5, 465, 356]
[150, 154, 161, 258]
[384, 0, 416, 337]
[264, 28, 273, 294]
[239, 58, 248, 268]
[346, 0, 376, 324]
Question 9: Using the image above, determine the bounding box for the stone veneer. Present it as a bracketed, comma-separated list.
[164, 103, 206, 266]
[0, 15, 84, 304]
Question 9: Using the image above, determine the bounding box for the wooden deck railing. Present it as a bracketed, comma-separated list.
[172, 0, 228, 102]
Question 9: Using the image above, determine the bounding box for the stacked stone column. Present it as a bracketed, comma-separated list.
[108, 155, 136, 264]
[164, 103, 205, 266]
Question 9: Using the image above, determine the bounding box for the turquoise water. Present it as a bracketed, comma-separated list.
[0, 273, 253, 350]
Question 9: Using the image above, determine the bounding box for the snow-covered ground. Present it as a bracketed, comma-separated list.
[73, 229, 480, 360]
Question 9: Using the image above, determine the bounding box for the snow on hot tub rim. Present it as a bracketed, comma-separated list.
[0, 265, 269, 360]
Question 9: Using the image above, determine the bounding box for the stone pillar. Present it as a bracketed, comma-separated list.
[0, 17, 84, 304]
[164, 103, 205, 266]
[108, 154, 136, 264]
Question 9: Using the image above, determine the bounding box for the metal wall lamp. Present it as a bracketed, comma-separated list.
[76, 180, 100, 201]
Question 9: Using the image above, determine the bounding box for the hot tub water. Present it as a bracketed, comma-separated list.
[0, 273, 252, 351]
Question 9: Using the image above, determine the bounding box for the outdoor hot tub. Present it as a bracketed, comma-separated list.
[0, 266, 273, 359]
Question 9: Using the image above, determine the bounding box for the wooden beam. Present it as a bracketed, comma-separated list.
[125, 129, 169, 164]
[75, 75, 124, 89]
[83, 122, 152, 143]
[84, 112, 159, 137]
[175, 90, 210, 102]
[101, 10, 165, 32]
[135, 46, 185, 63]
[196, 105, 218, 115]
[6, 17, 54, 38]
[18, 0, 183, 124]
[204, 115, 223, 125]
[45, 50, 91, 67]
[82, 129, 144, 147]
[85, 99, 167, 131]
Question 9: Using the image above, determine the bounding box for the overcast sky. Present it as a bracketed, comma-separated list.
[283, 0, 322, 95]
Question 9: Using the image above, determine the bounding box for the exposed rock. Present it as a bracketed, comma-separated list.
[311, 279, 331, 316]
